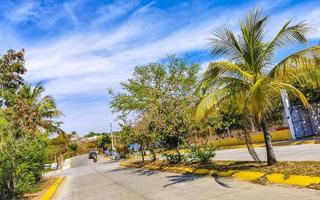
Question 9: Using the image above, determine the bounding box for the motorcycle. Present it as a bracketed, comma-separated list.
[88, 151, 98, 163]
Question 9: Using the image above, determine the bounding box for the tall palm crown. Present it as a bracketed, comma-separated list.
[196, 9, 320, 165]
[9, 83, 63, 134]
[196, 9, 318, 121]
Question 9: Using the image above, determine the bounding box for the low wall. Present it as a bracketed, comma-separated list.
[210, 129, 292, 147]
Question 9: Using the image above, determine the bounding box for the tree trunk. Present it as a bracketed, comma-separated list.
[250, 117, 256, 132]
[150, 148, 156, 161]
[261, 117, 276, 166]
[141, 145, 145, 162]
[175, 137, 182, 162]
[175, 147, 182, 162]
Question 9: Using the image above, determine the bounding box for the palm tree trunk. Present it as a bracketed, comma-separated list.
[261, 116, 276, 166]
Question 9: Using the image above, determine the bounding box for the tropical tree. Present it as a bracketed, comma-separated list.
[195, 9, 319, 165]
[0, 49, 64, 198]
[110, 56, 200, 161]
[6, 83, 63, 135]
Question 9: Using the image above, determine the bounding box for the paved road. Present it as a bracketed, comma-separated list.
[49, 155, 320, 200]
[214, 144, 320, 161]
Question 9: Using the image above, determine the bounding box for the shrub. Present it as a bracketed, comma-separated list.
[187, 144, 217, 164]
[0, 131, 48, 198]
[163, 153, 184, 164]
[115, 144, 130, 158]
[68, 143, 78, 152]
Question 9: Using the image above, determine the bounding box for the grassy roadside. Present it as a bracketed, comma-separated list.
[124, 160, 320, 177]
[23, 178, 59, 200]
[129, 139, 320, 160]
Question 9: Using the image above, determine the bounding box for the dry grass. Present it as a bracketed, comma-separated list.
[128, 160, 320, 177]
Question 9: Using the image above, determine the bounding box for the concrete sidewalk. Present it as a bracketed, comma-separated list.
[214, 144, 320, 161]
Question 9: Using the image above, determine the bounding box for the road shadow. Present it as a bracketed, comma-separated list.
[213, 176, 231, 188]
[98, 159, 121, 164]
[109, 167, 132, 173]
[164, 174, 200, 188]
[110, 167, 160, 176]
[130, 168, 160, 176]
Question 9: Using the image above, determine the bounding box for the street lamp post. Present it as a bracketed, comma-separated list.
[110, 122, 115, 150]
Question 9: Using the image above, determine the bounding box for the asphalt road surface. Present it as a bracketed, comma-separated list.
[50, 155, 320, 200]
[214, 144, 320, 161]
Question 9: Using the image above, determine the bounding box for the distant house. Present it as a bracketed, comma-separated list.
[70, 135, 79, 142]
[81, 135, 100, 142]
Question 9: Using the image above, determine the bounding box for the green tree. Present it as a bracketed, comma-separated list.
[196, 9, 319, 165]
[110, 56, 200, 162]
[84, 132, 102, 138]
[97, 134, 112, 150]
[0, 49, 63, 198]
[0, 49, 26, 103]
[68, 143, 78, 152]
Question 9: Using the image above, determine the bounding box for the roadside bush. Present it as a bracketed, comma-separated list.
[68, 143, 78, 152]
[186, 144, 217, 164]
[163, 153, 184, 164]
[0, 117, 48, 199]
[115, 144, 130, 158]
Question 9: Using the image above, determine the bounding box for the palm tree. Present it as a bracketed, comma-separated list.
[196, 9, 319, 166]
[10, 83, 63, 134]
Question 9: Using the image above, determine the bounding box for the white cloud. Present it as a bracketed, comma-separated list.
[92, 0, 139, 25]
[2, 0, 320, 135]
[4, 1, 39, 22]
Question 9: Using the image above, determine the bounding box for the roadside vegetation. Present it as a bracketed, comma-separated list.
[1, 6, 320, 199]
[109, 9, 320, 169]
[0, 50, 63, 199]
[123, 159, 320, 178]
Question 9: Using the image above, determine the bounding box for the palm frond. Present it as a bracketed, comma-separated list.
[269, 45, 320, 79]
[238, 8, 269, 74]
[272, 82, 309, 106]
[208, 26, 243, 60]
[266, 21, 310, 53]
[201, 61, 253, 91]
[194, 90, 226, 121]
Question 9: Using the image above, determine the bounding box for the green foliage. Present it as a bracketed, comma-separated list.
[187, 144, 217, 164]
[0, 49, 63, 199]
[0, 116, 48, 198]
[15, 135, 48, 195]
[290, 82, 320, 105]
[68, 143, 78, 152]
[196, 8, 319, 165]
[110, 56, 200, 161]
[97, 134, 111, 149]
[114, 144, 130, 158]
[163, 153, 185, 164]
[84, 131, 104, 138]
[0, 49, 26, 102]
[196, 8, 313, 122]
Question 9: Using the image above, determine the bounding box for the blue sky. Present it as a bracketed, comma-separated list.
[0, 0, 319, 135]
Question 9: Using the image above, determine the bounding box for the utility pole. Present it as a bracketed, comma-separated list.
[110, 122, 115, 150]
[281, 90, 296, 140]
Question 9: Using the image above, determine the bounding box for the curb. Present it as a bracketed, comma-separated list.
[120, 162, 320, 189]
[40, 177, 65, 200]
